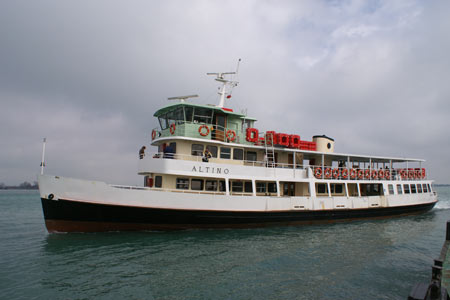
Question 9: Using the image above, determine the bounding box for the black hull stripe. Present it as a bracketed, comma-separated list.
[41, 198, 436, 232]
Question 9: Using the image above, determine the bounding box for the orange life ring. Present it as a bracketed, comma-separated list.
[421, 168, 426, 179]
[408, 169, 415, 179]
[385, 170, 391, 180]
[341, 169, 349, 179]
[357, 170, 364, 179]
[152, 129, 157, 140]
[314, 167, 322, 178]
[198, 125, 210, 136]
[324, 168, 332, 179]
[378, 170, 385, 179]
[332, 168, 340, 179]
[400, 169, 407, 179]
[226, 130, 236, 142]
[371, 170, 378, 179]
[350, 169, 357, 179]
[364, 169, 371, 179]
[169, 123, 176, 135]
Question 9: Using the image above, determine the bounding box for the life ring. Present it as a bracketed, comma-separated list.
[324, 168, 332, 179]
[421, 168, 426, 179]
[169, 123, 176, 135]
[152, 129, 157, 140]
[350, 169, 357, 179]
[357, 169, 364, 180]
[314, 167, 322, 178]
[385, 170, 391, 180]
[332, 168, 340, 179]
[341, 169, 349, 179]
[226, 130, 236, 142]
[408, 169, 415, 179]
[364, 169, 371, 179]
[400, 169, 407, 179]
[371, 170, 378, 179]
[378, 170, 385, 180]
[198, 125, 210, 137]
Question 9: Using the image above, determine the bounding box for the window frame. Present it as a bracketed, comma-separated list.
[220, 147, 231, 159]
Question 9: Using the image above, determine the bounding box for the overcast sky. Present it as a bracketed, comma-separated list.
[1, 0, 449, 185]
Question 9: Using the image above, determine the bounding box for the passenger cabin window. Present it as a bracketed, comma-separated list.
[192, 144, 204, 156]
[388, 184, 394, 195]
[244, 181, 253, 193]
[220, 147, 231, 159]
[176, 178, 189, 190]
[317, 183, 328, 194]
[403, 184, 410, 194]
[231, 181, 243, 193]
[422, 184, 428, 193]
[397, 184, 403, 194]
[205, 180, 217, 191]
[330, 183, 343, 195]
[417, 184, 422, 193]
[256, 182, 266, 193]
[219, 180, 226, 192]
[191, 179, 204, 191]
[427, 184, 431, 192]
[206, 146, 218, 158]
[233, 148, 244, 160]
[411, 184, 417, 194]
[268, 182, 277, 193]
[155, 176, 162, 188]
[245, 151, 257, 162]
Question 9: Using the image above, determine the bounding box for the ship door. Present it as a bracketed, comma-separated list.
[213, 114, 227, 141]
[283, 182, 295, 196]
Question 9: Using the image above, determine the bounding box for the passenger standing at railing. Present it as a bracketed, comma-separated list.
[203, 148, 212, 162]
[139, 146, 146, 159]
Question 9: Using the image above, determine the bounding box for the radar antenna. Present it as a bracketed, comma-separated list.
[207, 59, 241, 108]
[167, 95, 198, 102]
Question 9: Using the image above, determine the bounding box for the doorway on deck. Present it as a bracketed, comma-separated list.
[213, 113, 227, 141]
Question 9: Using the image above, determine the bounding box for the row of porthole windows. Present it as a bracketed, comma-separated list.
[191, 144, 257, 161]
[389, 183, 431, 195]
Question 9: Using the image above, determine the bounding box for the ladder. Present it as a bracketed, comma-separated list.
[264, 132, 276, 168]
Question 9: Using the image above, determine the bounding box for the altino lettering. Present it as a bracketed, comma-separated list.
[191, 166, 229, 174]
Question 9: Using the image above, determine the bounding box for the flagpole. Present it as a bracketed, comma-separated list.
[40, 138, 46, 175]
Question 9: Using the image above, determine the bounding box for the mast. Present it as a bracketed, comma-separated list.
[40, 138, 46, 175]
[207, 59, 241, 108]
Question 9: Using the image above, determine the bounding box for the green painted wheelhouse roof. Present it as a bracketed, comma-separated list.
[153, 102, 257, 120]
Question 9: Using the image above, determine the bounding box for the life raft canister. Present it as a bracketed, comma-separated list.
[332, 168, 340, 179]
[277, 133, 290, 147]
[341, 168, 349, 179]
[314, 167, 322, 178]
[400, 169, 407, 179]
[324, 168, 332, 179]
[152, 129, 157, 140]
[246, 128, 259, 143]
[289, 135, 301, 149]
[169, 123, 176, 135]
[198, 125, 210, 136]
[226, 130, 236, 142]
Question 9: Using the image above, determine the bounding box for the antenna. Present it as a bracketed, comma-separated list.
[167, 95, 198, 102]
[207, 59, 241, 108]
[40, 138, 46, 175]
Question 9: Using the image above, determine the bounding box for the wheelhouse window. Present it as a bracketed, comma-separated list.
[388, 184, 394, 195]
[176, 178, 189, 190]
[397, 184, 403, 194]
[191, 179, 204, 191]
[184, 106, 193, 123]
[245, 151, 257, 162]
[206, 146, 218, 158]
[403, 184, 410, 194]
[193, 107, 213, 124]
[220, 147, 231, 159]
[192, 144, 204, 156]
[233, 148, 244, 160]
[155, 176, 162, 188]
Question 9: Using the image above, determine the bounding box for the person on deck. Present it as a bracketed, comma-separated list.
[139, 146, 146, 159]
[203, 148, 212, 162]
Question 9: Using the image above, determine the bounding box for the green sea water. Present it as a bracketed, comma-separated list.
[0, 187, 449, 300]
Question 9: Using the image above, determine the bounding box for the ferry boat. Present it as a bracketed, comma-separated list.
[38, 68, 438, 232]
